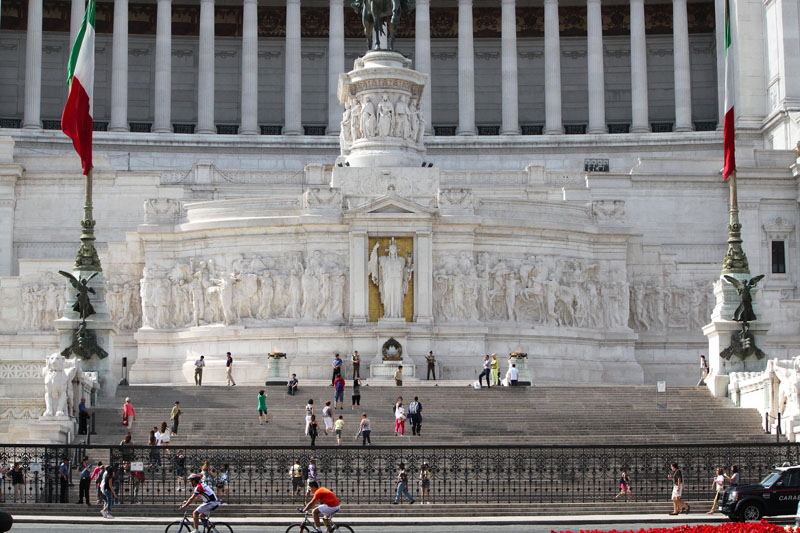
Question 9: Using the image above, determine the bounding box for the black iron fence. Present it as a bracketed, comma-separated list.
[1, 443, 799, 505]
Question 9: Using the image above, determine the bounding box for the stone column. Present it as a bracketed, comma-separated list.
[673, 0, 693, 131]
[500, 0, 520, 135]
[70, 0, 85, 51]
[457, 0, 476, 136]
[413, 231, 433, 324]
[586, 0, 606, 133]
[0, 138, 22, 277]
[327, 0, 345, 136]
[196, 0, 216, 134]
[240, 0, 259, 135]
[22, 0, 43, 129]
[629, 0, 650, 132]
[350, 231, 369, 324]
[109, 0, 129, 131]
[544, 0, 562, 134]
[284, 0, 303, 135]
[415, 0, 434, 135]
[714, 0, 725, 129]
[152, 0, 172, 133]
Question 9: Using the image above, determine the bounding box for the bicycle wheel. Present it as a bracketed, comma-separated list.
[285, 525, 311, 533]
[332, 525, 354, 533]
[165, 521, 189, 533]
[208, 522, 233, 533]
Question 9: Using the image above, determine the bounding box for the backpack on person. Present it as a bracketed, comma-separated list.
[409, 402, 419, 415]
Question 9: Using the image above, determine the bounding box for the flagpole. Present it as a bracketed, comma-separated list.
[721, 169, 749, 275]
[74, 167, 102, 272]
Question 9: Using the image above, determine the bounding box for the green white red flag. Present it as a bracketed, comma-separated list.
[61, 0, 95, 175]
[722, 0, 735, 180]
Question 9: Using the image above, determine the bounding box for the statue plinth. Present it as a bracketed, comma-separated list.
[337, 51, 428, 168]
[703, 319, 770, 397]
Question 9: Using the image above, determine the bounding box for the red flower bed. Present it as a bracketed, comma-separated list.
[553, 521, 789, 533]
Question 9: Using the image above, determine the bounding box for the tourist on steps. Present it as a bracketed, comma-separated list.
[287, 374, 299, 396]
[359, 413, 372, 446]
[478, 355, 492, 388]
[394, 402, 406, 436]
[309, 415, 319, 447]
[490, 354, 500, 386]
[304, 399, 315, 435]
[257, 390, 269, 424]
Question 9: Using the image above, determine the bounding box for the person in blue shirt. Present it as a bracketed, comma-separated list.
[78, 397, 89, 435]
[58, 458, 70, 503]
[331, 354, 342, 384]
[77, 456, 92, 506]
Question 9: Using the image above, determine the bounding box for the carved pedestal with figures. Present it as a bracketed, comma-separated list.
[337, 51, 427, 168]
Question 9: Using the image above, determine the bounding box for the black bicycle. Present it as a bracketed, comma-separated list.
[165, 509, 233, 533]
[286, 508, 353, 533]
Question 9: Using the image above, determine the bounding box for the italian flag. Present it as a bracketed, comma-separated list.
[61, 0, 95, 176]
[722, 0, 735, 180]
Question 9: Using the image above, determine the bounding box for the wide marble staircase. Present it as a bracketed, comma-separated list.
[85, 382, 771, 447]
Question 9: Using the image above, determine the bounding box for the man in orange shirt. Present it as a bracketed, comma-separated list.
[301, 481, 341, 533]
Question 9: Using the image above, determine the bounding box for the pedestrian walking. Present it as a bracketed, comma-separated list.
[612, 467, 631, 502]
[359, 413, 372, 446]
[426, 351, 436, 380]
[698, 355, 709, 386]
[304, 399, 314, 435]
[332, 353, 343, 384]
[226, 352, 236, 386]
[160, 421, 172, 446]
[217, 464, 230, 502]
[394, 365, 403, 387]
[335, 415, 344, 446]
[352, 350, 360, 379]
[668, 462, 690, 515]
[724, 464, 740, 487]
[170, 401, 182, 435]
[309, 414, 319, 447]
[392, 463, 415, 504]
[289, 459, 304, 498]
[11, 463, 25, 502]
[322, 401, 334, 436]
[478, 355, 492, 388]
[333, 375, 345, 410]
[306, 459, 318, 497]
[100, 465, 117, 519]
[58, 457, 70, 503]
[707, 467, 725, 513]
[258, 390, 269, 424]
[194, 355, 205, 386]
[122, 397, 136, 430]
[418, 462, 432, 504]
[174, 451, 186, 492]
[409, 396, 422, 436]
[394, 401, 406, 436]
[351, 378, 362, 409]
[77, 456, 92, 506]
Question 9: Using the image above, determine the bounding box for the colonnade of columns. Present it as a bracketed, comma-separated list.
[20, 0, 707, 135]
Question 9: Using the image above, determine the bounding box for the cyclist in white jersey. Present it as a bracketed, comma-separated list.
[180, 473, 220, 533]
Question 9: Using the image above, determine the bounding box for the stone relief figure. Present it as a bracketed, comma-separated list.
[106, 279, 142, 330]
[350, 97, 363, 142]
[369, 238, 413, 319]
[378, 94, 394, 137]
[42, 352, 78, 417]
[770, 358, 800, 423]
[408, 98, 420, 142]
[19, 274, 67, 330]
[340, 99, 353, 147]
[394, 94, 411, 139]
[361, 97, 377, 138]
[138, 252, 347, 328]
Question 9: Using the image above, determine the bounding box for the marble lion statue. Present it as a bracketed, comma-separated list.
[42, 352, 77, 417]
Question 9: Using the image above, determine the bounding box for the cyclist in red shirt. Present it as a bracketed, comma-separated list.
[301, 481, 341, 533]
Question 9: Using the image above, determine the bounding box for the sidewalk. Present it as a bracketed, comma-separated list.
[8, 512, 741, 526]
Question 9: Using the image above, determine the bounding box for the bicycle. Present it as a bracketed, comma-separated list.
[165, 508, 233, 533]
[286, 508, 353, 533]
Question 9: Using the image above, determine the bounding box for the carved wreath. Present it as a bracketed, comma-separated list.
[381, 337, 403, 361]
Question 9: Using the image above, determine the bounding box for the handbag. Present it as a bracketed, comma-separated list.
[122, 415, 128, 426]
